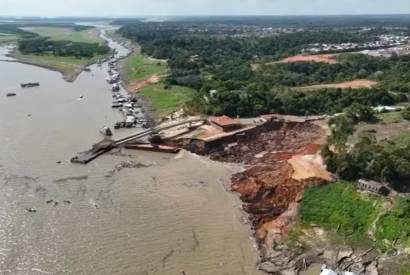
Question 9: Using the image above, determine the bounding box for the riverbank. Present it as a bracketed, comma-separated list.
[6, 26, 110, 82]
[0, 54, 262, 273]
[113, 31, 194, 123]
[8, 47, 109, 82]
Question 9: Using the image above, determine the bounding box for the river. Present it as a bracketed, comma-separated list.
[0, 25, 262, 274]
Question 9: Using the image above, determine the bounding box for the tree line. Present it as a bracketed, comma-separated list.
[18, 37, 110, 58]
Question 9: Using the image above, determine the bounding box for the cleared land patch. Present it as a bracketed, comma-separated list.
[293, 79, 378, 91]
[139, 83, 194, 116]
[274, 54, 338, 64]
[125, 52, 167, 82]
[252, 54, 339, 71]
[349, 111, 410, 144]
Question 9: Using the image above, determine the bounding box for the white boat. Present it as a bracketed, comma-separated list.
[125, 116, 136, 127]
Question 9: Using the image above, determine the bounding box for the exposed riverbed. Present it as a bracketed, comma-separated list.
[0, 25, 261, 274]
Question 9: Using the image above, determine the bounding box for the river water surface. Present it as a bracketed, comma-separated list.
[0, 26, 261, 274]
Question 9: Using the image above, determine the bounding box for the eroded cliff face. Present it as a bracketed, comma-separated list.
[208, 121, 332, 248]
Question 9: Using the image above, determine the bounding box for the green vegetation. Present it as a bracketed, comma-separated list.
[402, 106, 410, 121]
[394, 130, 410, 147]
[375, 198, 410, 251]
[4, 24, 110, 79]
[18, 37, 109, 58]
[118, 21, 410, 117]
[16, 50, 98, 65]
[300, 182, 378, 245]
[300, 182, 410, 252]
[0, 33, 19, 44]
[139, 83, 194, 115]
[22, 26, 103, 44]
[125, 52, 167, 81]
[379, 111, 405, 124]
[323, 109, 410, 192]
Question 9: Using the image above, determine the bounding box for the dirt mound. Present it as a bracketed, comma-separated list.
[128, 75, 160, 91]
[289, 154, 333, 182]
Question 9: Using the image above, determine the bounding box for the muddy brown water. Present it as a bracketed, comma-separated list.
[0, 26, 261, 274]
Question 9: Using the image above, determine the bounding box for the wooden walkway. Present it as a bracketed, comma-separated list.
[71, 119, 205, 164]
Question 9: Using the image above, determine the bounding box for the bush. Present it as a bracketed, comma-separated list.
[375, 198, 410, 251]
[402, 106, 410, 121]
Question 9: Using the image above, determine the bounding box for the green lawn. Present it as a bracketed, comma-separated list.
[125, 53, 167, 81]
[139, 83, 194, 115]
[22, 27, 103, 44]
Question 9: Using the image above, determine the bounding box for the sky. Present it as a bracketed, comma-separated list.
[0, 0, 409, 17]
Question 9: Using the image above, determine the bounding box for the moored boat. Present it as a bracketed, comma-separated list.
[125, 143, 180, 154]
[6, 92, 16, 97]
[21, 82, 40, 88]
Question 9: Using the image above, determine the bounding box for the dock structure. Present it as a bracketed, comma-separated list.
[71, 139, 115, 164]
[71, 118, 205, 164]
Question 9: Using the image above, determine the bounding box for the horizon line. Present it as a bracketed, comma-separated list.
[1, 13, 410, 18]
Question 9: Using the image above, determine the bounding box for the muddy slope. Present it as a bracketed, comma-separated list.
[207, 121, 329, 246]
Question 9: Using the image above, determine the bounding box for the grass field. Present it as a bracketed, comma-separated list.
[16, 50, 96, 65]
[375, 198, 410, 252]
[139, 83, 194, 115]
[125, 53, 167, 82]
[0, 33, 19, 44]
[350, 111, 410, 144]
[13, 26, 107, 80]
[15, 50, 100, 80]
[300, 181, 379, 246]
[22, 26, 103, 44]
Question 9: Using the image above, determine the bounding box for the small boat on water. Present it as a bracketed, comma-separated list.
[84, 67, 91, 72]
[125, 143, 181, 154]
[99, 126, 113, 136]
[21, 82, 40, 88]
[6, 93, 16, 97]
[112, 103, 123, 108]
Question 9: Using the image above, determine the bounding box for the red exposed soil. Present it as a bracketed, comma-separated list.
[127, 75, 160, 91]
[210, 121, 331, 246]
[276, 54, 338, 64]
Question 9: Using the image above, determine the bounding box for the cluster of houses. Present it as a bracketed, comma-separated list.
[303, 34, 409, 54]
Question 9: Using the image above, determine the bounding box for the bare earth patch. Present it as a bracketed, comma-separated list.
[274, 54, 338, 64]
[252, 54, 338, 70]
[127, 75, 161, 91]
[293, 79, 378, 92]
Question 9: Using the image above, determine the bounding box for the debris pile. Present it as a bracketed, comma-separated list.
[208, 121, 331, 246]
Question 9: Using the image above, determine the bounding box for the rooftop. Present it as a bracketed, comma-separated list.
[209, 115, 241, 127]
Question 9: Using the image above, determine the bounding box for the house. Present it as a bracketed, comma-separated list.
[358, 179, 391, 196]
[209, 115, 242, 132]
